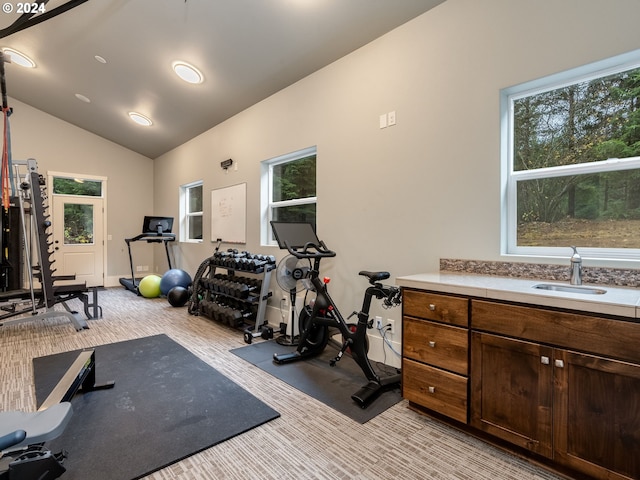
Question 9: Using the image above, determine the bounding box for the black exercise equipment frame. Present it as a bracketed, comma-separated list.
[119, 232, 175, 294]
[270, 221, 402, 408]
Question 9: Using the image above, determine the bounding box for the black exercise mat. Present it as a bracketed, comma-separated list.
[33, 334, 280, 480]
[230, 339, 402, 424]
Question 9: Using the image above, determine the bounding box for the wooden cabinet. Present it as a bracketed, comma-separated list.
[471, 300, 640, 480]
[403, 290, 468, 327]
[554, 350, 640, 480]
[402, 289, 469, 423]
[470, 332, 553, 458]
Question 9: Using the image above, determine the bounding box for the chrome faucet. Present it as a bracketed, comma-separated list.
[570, 246, 582, 285]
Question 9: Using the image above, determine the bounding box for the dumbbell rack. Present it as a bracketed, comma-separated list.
[195, 250, 275, 336]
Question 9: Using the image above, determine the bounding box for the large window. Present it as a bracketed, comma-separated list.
[261, 147, 316, 245]
[181, 181, 203, 242]
[503, 50, 640, 260]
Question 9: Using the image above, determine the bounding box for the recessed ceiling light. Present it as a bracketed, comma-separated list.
[172, 61, 203, 84]
[128, 111, 153, 126]
[94, 55, 107, 64]
[75, 93, 91, 103]
[2, 48, 35, 68]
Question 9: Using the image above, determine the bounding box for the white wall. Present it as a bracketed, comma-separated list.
[154, 0, 640, 364]
[8, 0, 636, 364]
[6, 97, 154, 285]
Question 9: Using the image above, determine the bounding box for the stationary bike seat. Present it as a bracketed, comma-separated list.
[358, 271, 390, 284]
[0, 402, 73, 450]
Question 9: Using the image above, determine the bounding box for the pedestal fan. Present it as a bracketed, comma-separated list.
[275, 254, 311, 346]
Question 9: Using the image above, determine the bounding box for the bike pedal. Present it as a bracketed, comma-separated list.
[53, 450, 68, 463]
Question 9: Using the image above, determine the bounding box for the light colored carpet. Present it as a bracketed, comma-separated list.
[0, 288, 565, 479]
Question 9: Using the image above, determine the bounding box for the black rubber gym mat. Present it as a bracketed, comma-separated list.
[230, 339, 402, 424]
[33, 334, 280, 480]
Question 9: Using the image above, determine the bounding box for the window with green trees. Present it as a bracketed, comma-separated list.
[52, 177, 102, 244]
[262, 147, 316, 245]
[503, 50, 640, 259]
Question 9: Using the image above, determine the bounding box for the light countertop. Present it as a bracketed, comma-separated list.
[396, 272, 640, 318]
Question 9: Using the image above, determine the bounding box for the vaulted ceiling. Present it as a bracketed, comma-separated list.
[0, 0, 445, 158]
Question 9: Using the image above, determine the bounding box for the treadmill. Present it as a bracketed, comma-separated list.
[119, 216, 176, 294]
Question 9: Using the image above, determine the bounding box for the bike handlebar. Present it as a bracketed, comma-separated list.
[284, 240, 337, 259]
[383, 286, 402, 308]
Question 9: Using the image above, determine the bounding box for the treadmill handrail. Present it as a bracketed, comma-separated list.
[125, 233, 176, 244]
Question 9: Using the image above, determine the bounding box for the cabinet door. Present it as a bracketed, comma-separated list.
[470, 332, 553, 458]
[554, 350, 640, 480]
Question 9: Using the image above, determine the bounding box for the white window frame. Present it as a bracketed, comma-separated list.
[180, 180, 203, 243]
[501, 49, 640, 261]
[260, 146, 317, 246]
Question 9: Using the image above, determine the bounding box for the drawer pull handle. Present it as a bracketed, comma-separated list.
[428, 386, 436, 394]
[428, 304, 436, 311]
[428, 341, 436, 348]
[541, 356, 550, 365]
[555, 359, 565, 368]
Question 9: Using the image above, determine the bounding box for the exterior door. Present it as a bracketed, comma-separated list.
[51, 187, 105, 287]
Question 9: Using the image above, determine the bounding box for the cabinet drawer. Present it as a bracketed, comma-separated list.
[402, 358, 468, 423]
[472, 300, 640, 364]
[403, 317, 468, 375]
[403, 290, 468, 326]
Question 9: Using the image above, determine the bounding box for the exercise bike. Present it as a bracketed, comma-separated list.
[270, 221, 402, 408]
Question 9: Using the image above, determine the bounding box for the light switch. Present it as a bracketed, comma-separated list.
[379, 113, 387, 129]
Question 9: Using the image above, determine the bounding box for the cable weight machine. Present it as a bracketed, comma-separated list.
[0, 159, 95, 330]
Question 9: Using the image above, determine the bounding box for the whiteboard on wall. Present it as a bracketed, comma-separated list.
[211, 183, 246, 244]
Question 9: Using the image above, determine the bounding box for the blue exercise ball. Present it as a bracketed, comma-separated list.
[160, 269, 192, 296]
[167, 286, 190, 307]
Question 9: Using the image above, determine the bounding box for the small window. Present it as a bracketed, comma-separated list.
[53, 177, 102, 196]
[261, 147, 316, 245]
[502, 49, 640, 260]
[181, 181, 203, 242]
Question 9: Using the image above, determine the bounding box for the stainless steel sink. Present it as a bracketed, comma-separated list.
[533, 283, 607, 295]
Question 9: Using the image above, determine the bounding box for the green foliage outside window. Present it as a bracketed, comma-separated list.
[52, 177, 100, 245]
[64, 204, 93, 244]
[513, 66, 640, 248]
[53, 178, 102, 196]
[271, 155, 316, 226]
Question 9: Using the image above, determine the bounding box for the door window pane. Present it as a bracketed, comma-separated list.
[53, 178, 102, 196]
[64, 203, 94, 244]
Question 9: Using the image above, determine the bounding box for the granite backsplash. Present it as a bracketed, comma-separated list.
[440, 258, 640, 288]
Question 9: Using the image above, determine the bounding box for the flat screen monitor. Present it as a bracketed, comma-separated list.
[270, 221, 319, 250]
[143, 216, 174, 234]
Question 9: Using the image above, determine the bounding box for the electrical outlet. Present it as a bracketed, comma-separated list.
[387, 319, 395, 335]
[375, 315, 383, 329]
